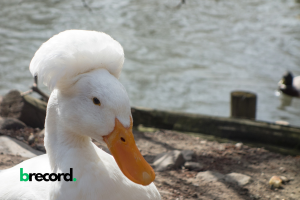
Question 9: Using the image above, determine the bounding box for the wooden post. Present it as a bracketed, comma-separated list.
[231, 91, 257, 120]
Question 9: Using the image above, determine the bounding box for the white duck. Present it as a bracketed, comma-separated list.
[0, 30, 161, 200]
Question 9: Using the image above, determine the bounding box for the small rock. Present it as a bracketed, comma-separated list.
[279, 167, 286, 173]
[195, 171, 225, 182]
[153, 150, 185, 172]
[143, 155, 156, 163]
[0, 117, 26, 130]
[184, 162, 204, 171]
[36, 144, 46, 153]
[225, 172, 251, 186]
[269, 176, 283, 189]
[250, 194, 260, 199]
[235, 143, 243, 150]
[280, 176, 289, 183]
[28, 133, 35, 145]
[34, 128, 40, 132]
[39, 129, 45, 138]
[181, 150, 194, 161]
[16, 136, 24, 141]
[218, 145, 225, 151]
[153, 152, 168, 163]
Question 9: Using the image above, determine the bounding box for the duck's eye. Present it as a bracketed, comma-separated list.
[92, 97, 101, 106]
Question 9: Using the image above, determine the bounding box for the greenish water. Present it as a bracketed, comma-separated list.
[0, 0, 300, 126]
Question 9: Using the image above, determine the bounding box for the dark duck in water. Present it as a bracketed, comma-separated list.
[278, 71, 300, 97]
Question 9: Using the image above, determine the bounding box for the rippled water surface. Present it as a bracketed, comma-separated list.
[0, 0, 300, 126]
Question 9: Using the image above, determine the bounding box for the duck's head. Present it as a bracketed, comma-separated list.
[281, 71, 294, 86]
[29, 30, 155, 186]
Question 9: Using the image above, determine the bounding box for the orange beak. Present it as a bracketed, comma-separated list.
[102, 118, 155, 186]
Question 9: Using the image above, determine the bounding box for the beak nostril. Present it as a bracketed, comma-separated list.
[120, 137, 126, 142]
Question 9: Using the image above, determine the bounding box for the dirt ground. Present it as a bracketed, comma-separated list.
[0, 127, 299, 200]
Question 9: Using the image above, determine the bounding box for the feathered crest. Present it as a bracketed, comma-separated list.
[29, 30, 124, 91]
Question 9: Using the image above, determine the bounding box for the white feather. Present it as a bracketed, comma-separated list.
[29, 30, 124, 91]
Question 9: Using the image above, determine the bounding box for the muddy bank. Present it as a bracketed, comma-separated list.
[1, 127, 299, 200]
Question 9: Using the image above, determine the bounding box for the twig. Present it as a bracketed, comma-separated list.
[21, 76, 49, 102]
[176, 0, 186, 8]
[81, 0, 92, 12]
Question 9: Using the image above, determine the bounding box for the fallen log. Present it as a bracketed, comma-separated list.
[0, 90, 47, 129]
[131, 107, 300, 154]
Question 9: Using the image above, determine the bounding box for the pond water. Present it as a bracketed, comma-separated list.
[0, 0, 300, 126]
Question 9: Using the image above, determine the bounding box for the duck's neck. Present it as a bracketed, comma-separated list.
[44, 90, 97, 171]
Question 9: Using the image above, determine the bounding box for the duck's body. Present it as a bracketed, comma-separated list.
[0, 143, 159, 200]
[0, 155, 50, 199]
[278, 71, 300, 97]
[0, 30, 161, 200]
